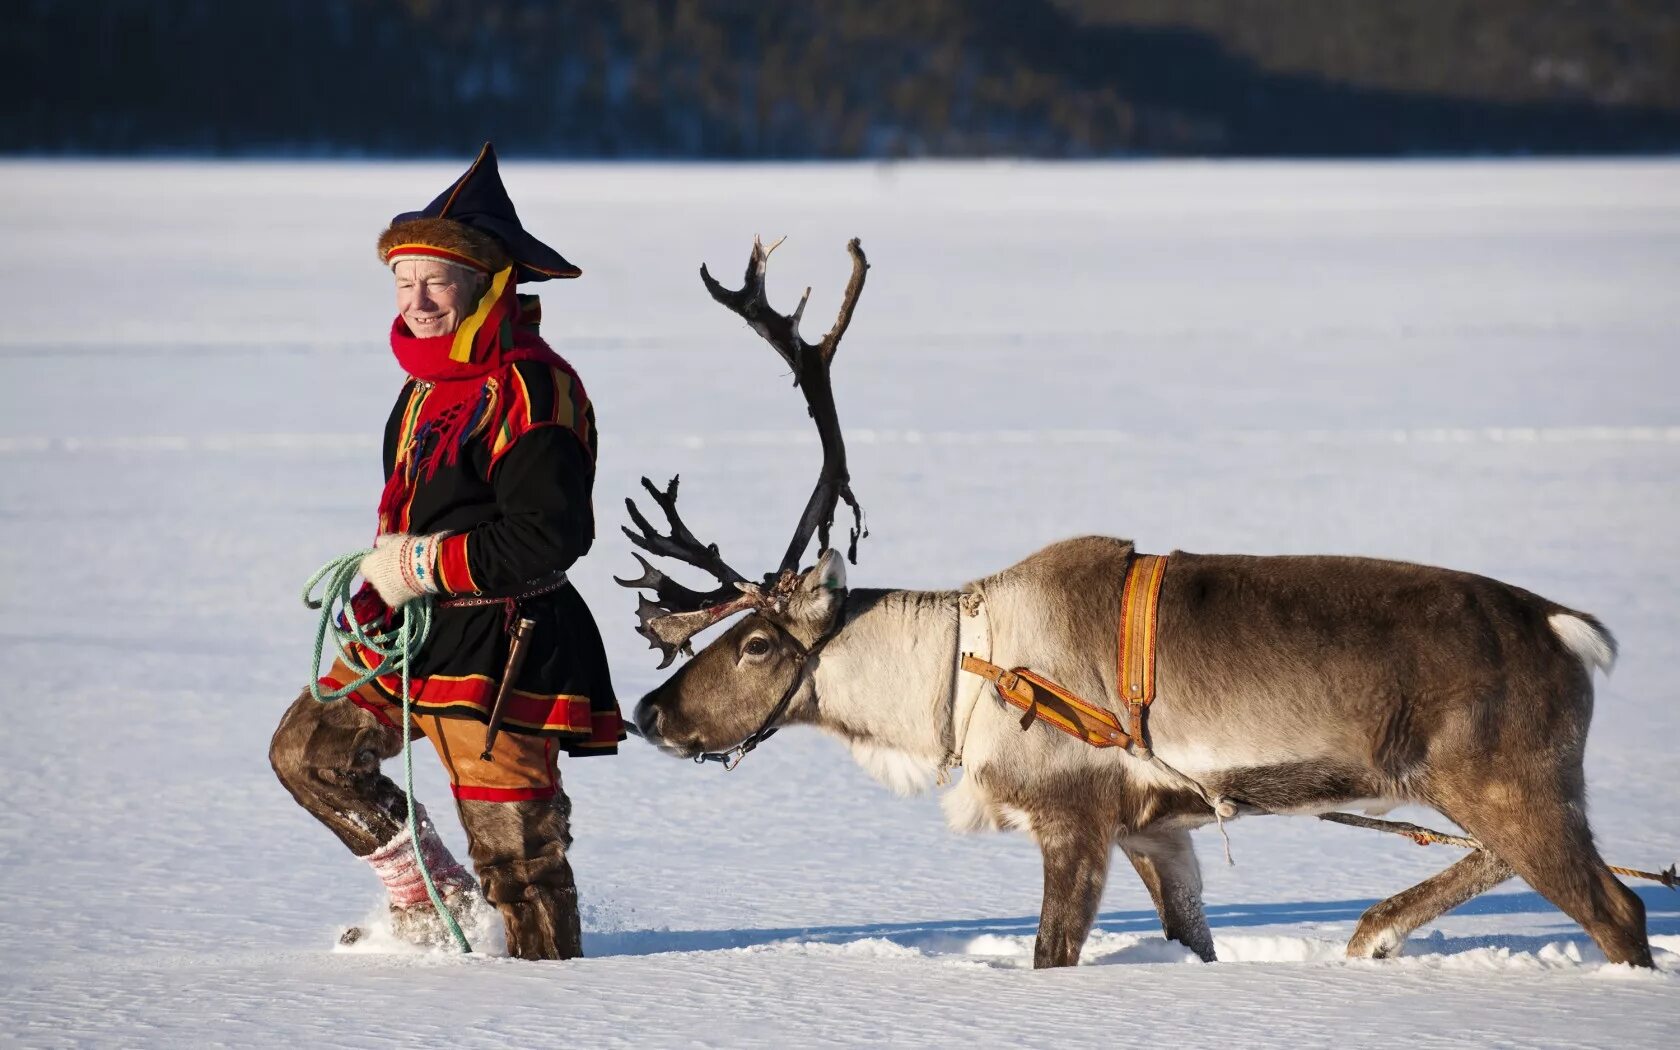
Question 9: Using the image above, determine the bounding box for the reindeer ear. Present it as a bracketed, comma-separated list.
[804, 548, 847, 595]
[786, 548, 847, 631]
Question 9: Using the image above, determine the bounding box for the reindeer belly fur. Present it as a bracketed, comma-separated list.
[940, 700, 1404, 838]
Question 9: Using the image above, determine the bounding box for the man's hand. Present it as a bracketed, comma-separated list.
[360, 532, 446, 607]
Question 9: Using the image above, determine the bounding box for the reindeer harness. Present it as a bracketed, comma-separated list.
[947, 553, 1238, 838]
[956, 554, 1170, 760]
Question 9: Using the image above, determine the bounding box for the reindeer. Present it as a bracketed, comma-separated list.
[619, 237, 1652, 969]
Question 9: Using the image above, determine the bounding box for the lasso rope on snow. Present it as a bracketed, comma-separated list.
[303, 550, 472, 954]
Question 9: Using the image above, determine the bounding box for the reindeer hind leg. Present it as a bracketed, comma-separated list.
[1346, 849, 1514, 959]
[1438, 784, 1651, 967]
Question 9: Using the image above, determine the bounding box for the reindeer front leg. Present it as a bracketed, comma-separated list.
[1121, 828, 1215, 961]
[1033, 815, 1113, 968]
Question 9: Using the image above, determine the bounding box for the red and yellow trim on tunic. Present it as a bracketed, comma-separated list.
[414, 683, 594, 736]
[333, 641, 600, 736]
[490, 361, 593, 469]
[568, 709, 628, 751]
[434, 533, 479, 594]
[317, 660, 565, 802]
[381, 382, 434, 534]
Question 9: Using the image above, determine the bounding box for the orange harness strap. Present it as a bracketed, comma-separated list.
[959, 553, 1170, 755]
[959, 655, 1136, 749]
[1117, 553, 1169, 758]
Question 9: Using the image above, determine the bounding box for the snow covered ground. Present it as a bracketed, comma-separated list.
[2, 159, 1677, 1047]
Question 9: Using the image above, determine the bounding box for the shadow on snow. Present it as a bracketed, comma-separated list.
[584, 885, 1680, 960]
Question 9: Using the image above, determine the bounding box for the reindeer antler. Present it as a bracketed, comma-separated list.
[700, 235, 870, 572]
[621, 475, 748, 591]
[618, 237, 872, 664]
[615, 476, 759, 669]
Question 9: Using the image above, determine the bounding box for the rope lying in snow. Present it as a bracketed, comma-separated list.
[304, 550, 472, 954]
[1317, 811, 1679, 890]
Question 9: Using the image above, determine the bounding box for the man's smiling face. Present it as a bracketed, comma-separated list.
[394, 257, 486, 336]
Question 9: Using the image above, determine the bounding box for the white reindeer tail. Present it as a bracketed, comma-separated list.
[1549, 612, 1618, 675]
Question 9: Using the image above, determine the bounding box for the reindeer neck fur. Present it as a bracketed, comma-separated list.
[805, 587, 960, 796]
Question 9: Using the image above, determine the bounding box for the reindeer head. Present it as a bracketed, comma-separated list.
[618, 238, 869, 766]
[632, 551, 848, 759]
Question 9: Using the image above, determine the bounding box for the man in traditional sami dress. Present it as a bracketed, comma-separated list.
[270, 144, 623, 960]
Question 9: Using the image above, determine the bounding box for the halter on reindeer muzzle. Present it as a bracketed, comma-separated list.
[615, 237, 870, 766]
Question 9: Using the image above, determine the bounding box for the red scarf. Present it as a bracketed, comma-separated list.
[376, 269, 564, 533]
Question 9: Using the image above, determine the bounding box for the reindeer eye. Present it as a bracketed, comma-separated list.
[743, 636, 772, 657]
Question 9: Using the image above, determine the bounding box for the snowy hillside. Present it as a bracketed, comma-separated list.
[1, 159, 1676, 1047]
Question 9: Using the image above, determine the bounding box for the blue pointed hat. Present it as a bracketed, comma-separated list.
[378, 142, 581, 282]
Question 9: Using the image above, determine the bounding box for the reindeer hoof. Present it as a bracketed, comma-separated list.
[1346, 924, 1404, 960]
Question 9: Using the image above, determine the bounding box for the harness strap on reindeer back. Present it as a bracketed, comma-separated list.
[1117, 553, 1169, 758]
[956, 553, 1170, 758]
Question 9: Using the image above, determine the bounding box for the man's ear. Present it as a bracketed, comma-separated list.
[802, 548, 847, 595]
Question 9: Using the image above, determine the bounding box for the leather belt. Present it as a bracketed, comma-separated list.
[436, 573, 570, 610]
[437, 573, 569, 634]
[1117, 553, 1168, 758]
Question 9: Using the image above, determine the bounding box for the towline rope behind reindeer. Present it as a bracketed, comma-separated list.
[1317, 811, 1679, 889]
[303, 550, 472, 954]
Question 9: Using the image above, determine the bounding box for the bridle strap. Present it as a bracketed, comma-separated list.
[693, 614, 839, 770]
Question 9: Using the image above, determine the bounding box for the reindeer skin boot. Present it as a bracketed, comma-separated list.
[482, 860, 583, 960]
[460, 796, 583, 960]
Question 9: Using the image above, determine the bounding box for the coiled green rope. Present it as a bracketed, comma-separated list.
[303, 550, 471, 954]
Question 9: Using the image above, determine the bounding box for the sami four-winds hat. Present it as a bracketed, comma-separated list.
[377, 142, 581, 282]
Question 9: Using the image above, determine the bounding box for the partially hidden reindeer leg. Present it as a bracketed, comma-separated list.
[1346, 849, 1515, 959]
[1033, 813, 1113, 968]
[1121, 828, 1215, 962]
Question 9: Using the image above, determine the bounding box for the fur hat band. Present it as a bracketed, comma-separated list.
[379, 217, 511, 274]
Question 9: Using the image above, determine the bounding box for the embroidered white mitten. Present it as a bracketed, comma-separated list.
[360, 532, 446, 607]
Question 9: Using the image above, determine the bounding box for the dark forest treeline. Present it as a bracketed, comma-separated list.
[7, 0, 1679, 157]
